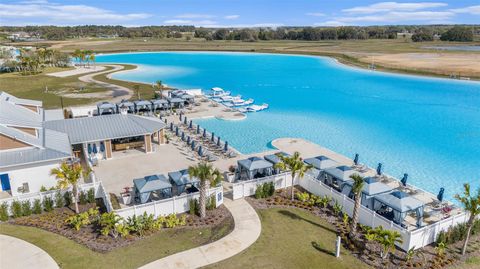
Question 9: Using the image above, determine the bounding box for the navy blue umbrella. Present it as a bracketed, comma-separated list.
[376, 163, 382, 176]
[211, 132, 215, 142]
[170, 122, 173, 131]
[198, 146, 203, 157]
[203, 128, 207, 138]
[179, 114, 182, 121]
[191, 141, 196, 150]
[189, 120, 193, 129]
[100, 142, 105, 152]
[164, 118, 167, 124]
[196, 125, 200, 134]
[353, 153, 359, 166]
[184, 116, 187, 124]
[401, 173, 408, 186]
[87, 143, 92, 154]
[187, 136, 191, 145]
[181, 132, 185, 141]
[92, 144, 98, 154]
[224, 141, 228, 152]
[437, 187, 445, 202]
[217, 136, 221, 146]
[175, 126, 179, 136]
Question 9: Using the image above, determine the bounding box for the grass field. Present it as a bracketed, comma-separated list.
[0, 219, 233, 269]
[205, 207, 370, 269]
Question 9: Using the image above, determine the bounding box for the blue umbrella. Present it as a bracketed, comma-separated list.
[189, 120, 193, 129]
[203, 128, 207, 138]
[164, 118, 167, 124]
[181, 132, 185, 141]
[211, 132, 215, 142]
[196, 125, 200, 134]
[92, 144, 98, 154]
[353, 153, 359, 165]
[191, 141, 196, 150]
[184, 117, 187, 124]
[224, 141, 228, 152]
[217, 136, 221, 146]
[198, 146, 203, 157]
[100, 142, 105, 152]
[179, 114, 182, 121]
[401, 173, 408, 186]
[376, 163, 382, 176]
[170, 122, 173, 131]
[87, 143, 92, 154]
[187, 136, 191, 145]
[175, 126, 179, 136]
[437, 187, 445, 202]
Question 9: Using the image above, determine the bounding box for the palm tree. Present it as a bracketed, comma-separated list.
[373, 226, 403, 259]
[455, 183, 480, 255]
[51, 162, 84, 214]
[349, 173, 364, 237]
[274, 151, 312, 200]
[155, 80, 164, 99]
[188, 162, 222, 218]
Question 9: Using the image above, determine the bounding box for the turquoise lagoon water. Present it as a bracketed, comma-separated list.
[96, 52, 480, 201]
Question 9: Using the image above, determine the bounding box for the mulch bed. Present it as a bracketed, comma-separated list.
[247, 187, 477, 269]
[9, 204, 233, 253]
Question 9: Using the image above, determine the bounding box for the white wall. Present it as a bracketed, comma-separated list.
[232, 173, 294, 200]
[1, 160, 64, 196]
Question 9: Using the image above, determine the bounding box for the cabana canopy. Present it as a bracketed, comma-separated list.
[374, 191, 424, 227]
[117, 100, 135, 113]
[97, 102, 117, 115]
[237, 157, 273, 180]
[264, 152, 290, 174]
[323, 165, 358, 188]
[180, 94, 195, 101]
[134, 100, 153, 112]
[151, 99, 168, 110]
[133, 174, 172, 204]
[342, 177, 393, 209]
[167, 97, 185, 108]
[304, 155, 338, 170]
[168, 169, 199, 195]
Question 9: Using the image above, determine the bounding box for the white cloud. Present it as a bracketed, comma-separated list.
[0, 1, 150, 25]
[164, 19, 217, 26]
[343, 2, 448, 14]
[306, 12, 326, 17]
[224, 15, 240, 20]
[174, 13, 214, 19]
[450, 5, 480, 15]
[314, 21, 348, 26]
[336, 11, 454, 23]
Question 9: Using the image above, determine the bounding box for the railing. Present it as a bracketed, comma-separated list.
[232, 172, 293, 200]
[114, 186, 223, 219]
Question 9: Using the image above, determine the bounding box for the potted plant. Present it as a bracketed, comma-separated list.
[224, 165, 236, 183]
[121, 187, 132, 205]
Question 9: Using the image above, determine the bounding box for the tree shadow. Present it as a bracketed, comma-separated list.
[311, 241, 336, 257]
[278, 209, 337, 234]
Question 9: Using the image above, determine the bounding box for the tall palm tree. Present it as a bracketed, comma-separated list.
[274, 151, 312, 200]
[349, 173, 364, 237]
[188, 162, 222, 218]
[374, 226, 403, 259]
[155, 80, 164, 99]
[51, 162, 84, 214]
[455, 183, 480, 255]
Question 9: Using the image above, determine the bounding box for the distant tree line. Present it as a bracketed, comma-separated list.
[1, 48, 70, 74]
[0, 25, 477, 42]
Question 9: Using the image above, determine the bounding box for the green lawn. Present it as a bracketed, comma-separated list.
[205, 207, 370, 269]
[0, 220, 233, 269]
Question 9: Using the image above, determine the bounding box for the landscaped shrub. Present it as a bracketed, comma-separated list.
[65, 207, 99, 231]
[0, 203, 9, 221]
[255, 182, 276, 199]
[87, 188, 95, 203]
[332, 201, 343, 216]
[99, 212, 122, 237]
[296, 192, 310, 202]
[32, 199, 42, 214]
[437, 219, 480, 245]
[11, 201, 23, 218]
[316, 195, 331, 208]
[255, 185, 264, 199]
[189, 198, 198, 215]
[79, 191, 87, 205]
[63, 191, 72, 207]
[54, 191, 65, 208]
[40, 186, 48, 192]
[21, 200, 32, 216]
[42, 197, 54, 212]
[206, 195, 216, 210]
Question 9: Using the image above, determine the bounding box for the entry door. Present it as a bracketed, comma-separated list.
[0, 174, 11, 191]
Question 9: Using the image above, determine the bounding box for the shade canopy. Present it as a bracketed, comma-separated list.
[134, 100, 153, 111]
[237, 156, 273, 180]
[167, 97, 184, 104]
[168, 169, 199, 186]
[344, 177, 392, 196]
[264, 152, 290, 165]
[304, 155, 338, 170]
[116, 100, 134, 111]
[374, 190, 424, 227]
[133, 174, 172, 203]
[324, 165, 357, 183]
[97, 102, 117, 115]
[180, 94, 195, 100]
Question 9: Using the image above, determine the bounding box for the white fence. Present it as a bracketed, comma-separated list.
[114, 186, 224, 220]
[232, 171, 469, 251]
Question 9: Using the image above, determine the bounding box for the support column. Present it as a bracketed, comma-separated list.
[105, 140, 112, 159]
[159, 129, 165, 144]
[144, 134, 152, 153]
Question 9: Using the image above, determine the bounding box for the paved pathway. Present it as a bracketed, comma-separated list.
[0, 234, 59, 269]
[140, 198, 261, 269]
[47, 65, 106, 77]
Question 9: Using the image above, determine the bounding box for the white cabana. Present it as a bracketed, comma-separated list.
[116, 100, 135, 114]
[151, 99, 169, 111]
[97, 102, 117, 115]
[341, 177, 393, 209]
[374, 191, 425, 228]
[134, 100, 153, 113]
[236, 156, 273, 181]
[133, 174, 172, 204]
[323, 165, 359, 189]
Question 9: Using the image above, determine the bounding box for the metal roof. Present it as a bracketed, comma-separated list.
[0, 97, 42, 127]
[43, 109, 64, 121]
[168, 169, 199, 186]
[304, 155, 338, 170]
[44, 114, 166, 144]
[344, 177, 393, 196]
[238, 156, 273, 171]
[0, 91, 42, 106]
[264, 152, 289, 165]
[134, 174, 172, 193]
[374, 191, 424, 213]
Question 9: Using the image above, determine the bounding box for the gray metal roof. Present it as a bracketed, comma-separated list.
[264, 152, 289, 165]
[168, 169, 199, 186]
[44, 114, 166, 144]
[167, 97, 184, 104]
[344, 177, 393, 196]
[43, 109, 64, 121]
[324, 165, 358, 182]
[151, 99, 168, 105]
[238, 157, 273, 171]
[134, 174, 172, 193]
[0, 91, 42, 106]
[0, 97, 42, 127]
[304, 155, 338, 170]
[374, 191, 424, 213]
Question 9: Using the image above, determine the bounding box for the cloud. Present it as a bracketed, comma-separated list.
[306, 12, 326, 17]
[343, 2, 448, 14]
[224, 15, 240, 20]
[174, 13, 214, 19]
[163, 19, 217, 26]
[450, 5, 480, 15]
[314, 21, 348, 26]
[336, 11, 454, 23]
[0, 0, 150, 25]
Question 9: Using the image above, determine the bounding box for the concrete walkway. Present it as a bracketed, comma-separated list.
[0, 234, 59, 269]
[140, 198, 261, 269]
[47, 65, 106, 77]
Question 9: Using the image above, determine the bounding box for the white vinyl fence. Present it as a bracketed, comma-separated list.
[114, 186, 223, 220]
[232, 171, 469, 251]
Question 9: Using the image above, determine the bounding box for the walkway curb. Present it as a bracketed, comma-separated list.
[0, 234, 59, 269]
[139, 198, 261, 269]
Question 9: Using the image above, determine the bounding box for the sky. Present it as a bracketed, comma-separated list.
[0, 0, 479, 27]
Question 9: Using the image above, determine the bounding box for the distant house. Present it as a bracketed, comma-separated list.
[7, 32, 43, 42]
